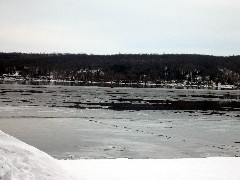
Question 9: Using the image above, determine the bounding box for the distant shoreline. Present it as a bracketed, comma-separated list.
[0, 80, 239, 90]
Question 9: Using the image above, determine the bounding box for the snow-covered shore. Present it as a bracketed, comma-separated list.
[0, 130, 77, 180]
[1, 130, 240, 180]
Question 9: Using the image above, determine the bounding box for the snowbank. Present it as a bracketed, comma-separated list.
[0, 130, 76, 180]
[1, 130, 240, 180]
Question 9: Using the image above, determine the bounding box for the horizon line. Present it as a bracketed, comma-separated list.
[0, 52, 239, 57]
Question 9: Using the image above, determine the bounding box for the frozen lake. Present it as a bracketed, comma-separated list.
[0, 84, 240, 159]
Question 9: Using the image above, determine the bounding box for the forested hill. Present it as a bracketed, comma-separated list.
[0, 53, 240, 83]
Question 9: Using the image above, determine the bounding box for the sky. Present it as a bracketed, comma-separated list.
[0, 0, 239, 56]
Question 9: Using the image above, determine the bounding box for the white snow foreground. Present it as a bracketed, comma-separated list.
[0, 130, 76, 180]
[1, 130, 240, 180]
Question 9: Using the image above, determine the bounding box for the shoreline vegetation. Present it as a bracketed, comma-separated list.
[0, 53, 240, 89]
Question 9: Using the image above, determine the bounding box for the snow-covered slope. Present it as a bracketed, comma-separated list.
[1, 129, 240, 180]
[0, 130, 76, 180]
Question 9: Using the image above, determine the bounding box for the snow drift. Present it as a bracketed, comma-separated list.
[0, 130, 76, 180]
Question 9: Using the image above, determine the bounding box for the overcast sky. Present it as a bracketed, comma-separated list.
[0, 0, 239, 55]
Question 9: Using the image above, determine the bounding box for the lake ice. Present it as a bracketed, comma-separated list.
[0, 84, 239, 159]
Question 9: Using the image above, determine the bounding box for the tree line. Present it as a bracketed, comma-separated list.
[0, 53, 239, 84]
